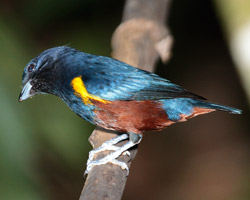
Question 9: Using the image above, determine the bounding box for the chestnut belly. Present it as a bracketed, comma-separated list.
[92, 100, 174, 134]
[92, 99, 215, 134]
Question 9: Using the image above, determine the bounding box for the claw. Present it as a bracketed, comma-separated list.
[122, 150, 131, 158]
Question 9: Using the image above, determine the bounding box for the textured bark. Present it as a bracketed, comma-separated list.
[79, 0, 173, 199]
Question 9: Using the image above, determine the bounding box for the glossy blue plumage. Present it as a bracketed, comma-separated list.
[161, 98, 241, 121]
[36, 47, 204, 102]
[81, 56, 206, 101]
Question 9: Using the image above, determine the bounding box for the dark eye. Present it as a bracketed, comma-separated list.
[27, 63, 35, 73]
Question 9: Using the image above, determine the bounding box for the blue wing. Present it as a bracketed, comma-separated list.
[78, 54, 205, 101]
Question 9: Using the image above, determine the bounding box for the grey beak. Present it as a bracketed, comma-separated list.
[19, 81, 33, 102]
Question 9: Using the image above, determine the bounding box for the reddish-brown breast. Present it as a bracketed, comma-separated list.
[92, 100, 172, 134]
[92, 100, 215, 135]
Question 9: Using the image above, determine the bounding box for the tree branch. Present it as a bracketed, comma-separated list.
[79, 0, 173, 199]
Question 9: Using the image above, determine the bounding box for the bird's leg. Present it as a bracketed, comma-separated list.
[87, 133, 130, 166]
[85, 133, 142, 175]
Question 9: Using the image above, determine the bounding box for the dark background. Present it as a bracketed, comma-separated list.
[0, 0, 249, 199]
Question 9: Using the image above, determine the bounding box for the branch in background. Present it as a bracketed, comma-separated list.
[79, 0, 173, 199]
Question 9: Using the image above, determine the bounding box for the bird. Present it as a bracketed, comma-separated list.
[19, 46, 242, 174]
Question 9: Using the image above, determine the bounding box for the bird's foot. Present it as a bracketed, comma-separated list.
[85, 155, 129, 176]
[87, 147, 130, 165]
[85, 140, 137, 176]
[87, 133, 130, 165]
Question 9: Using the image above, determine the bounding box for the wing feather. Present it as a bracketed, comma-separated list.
[80, 55, 205, 101]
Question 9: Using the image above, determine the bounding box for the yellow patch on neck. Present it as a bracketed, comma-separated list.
[71, 76, 110, 105]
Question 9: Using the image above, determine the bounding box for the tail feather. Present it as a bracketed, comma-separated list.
[194, 101, 242, 114]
